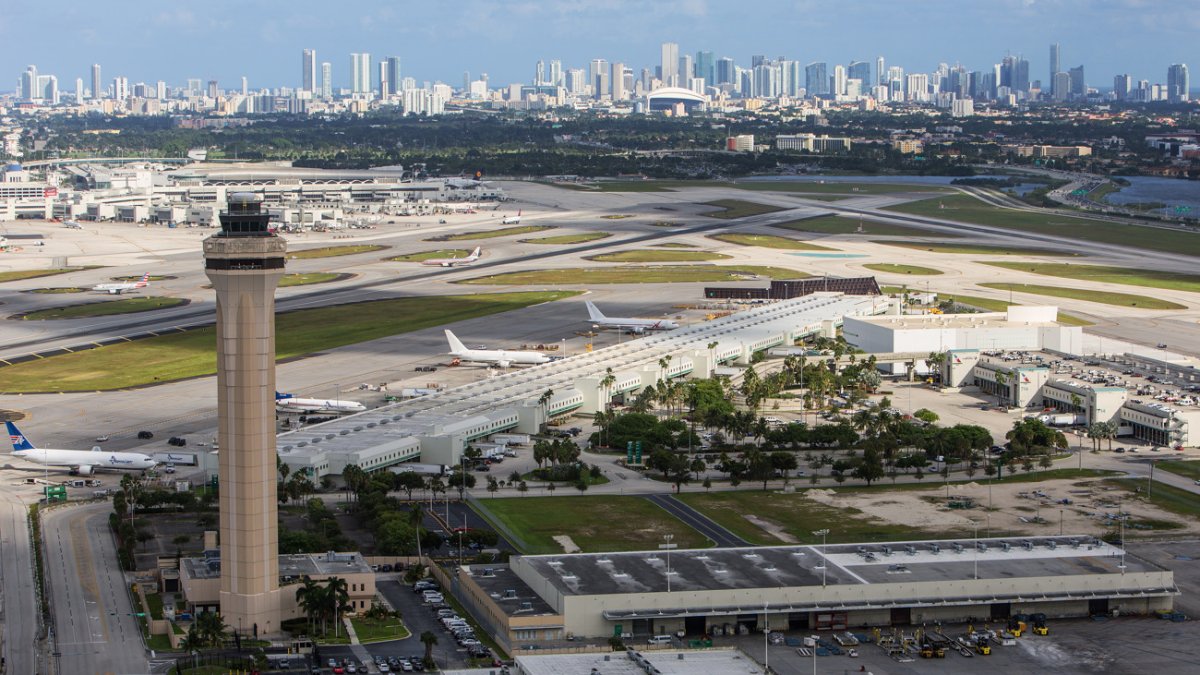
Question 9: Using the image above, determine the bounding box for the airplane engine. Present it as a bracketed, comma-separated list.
[76, 465, 94, 476]
[497, 360, 511, 369]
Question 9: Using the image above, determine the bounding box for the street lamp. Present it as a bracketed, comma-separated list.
[812, 529, 829, 588]
[660, 534, 676, 592]
[973, 519, 980, 581]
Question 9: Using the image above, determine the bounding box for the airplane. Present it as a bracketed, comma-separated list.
[93, 273, 150, 295]
[5, 421, 157, 475]
[500, 210, 522, 225]
[444, 329, 549, 368]
[64, 220, 83, 229]
[586, 301, 679, 334]
[421, 247, 482, 267]
[275, 392, 367, 414]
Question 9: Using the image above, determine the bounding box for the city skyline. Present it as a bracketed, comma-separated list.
[4, 0, 1198, 91]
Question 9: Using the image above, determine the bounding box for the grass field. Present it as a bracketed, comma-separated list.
[109, 275, 172, 281]
[386, 249, 472, 262]
[0, 291, 576, 392]
[886, 193, 1200, 257]
[702, 199, 787, 219]
[978, 262, 1200, 294]
[278, 272, 342, 287]
[590, 179, 950, 196]
[588, 249, 731, 263]
[708, 233, 836, 251]
[434, 225, 554, 241]
[20, 296, 187, 320]
[350, 615, 411, 643]
[457, 265, 809, 285]
[520, 232, 611, 245]
[0, 268, 95, 283]
[1106, 478, 1200, 519]
[475, 496, 709, 554]
[863, 263, 944, 275]
[653, 242, 697, 248]
[1155, 460, 1200, 481]
[772, 215, 954, 237]
[903, 290, 1093, 326]
[978, 283, 1186, 309]
[288, 244, 387, 259]
[874, 241, 1079, 256]
[29, 287, 87, 294]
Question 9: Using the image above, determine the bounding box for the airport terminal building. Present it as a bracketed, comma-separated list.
[452, 536, 1175, 650]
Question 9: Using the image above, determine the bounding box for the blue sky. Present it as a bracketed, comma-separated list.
[4, 0, 1195, 91]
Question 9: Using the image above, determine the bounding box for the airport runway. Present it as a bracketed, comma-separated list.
[0, 488, 42, 675]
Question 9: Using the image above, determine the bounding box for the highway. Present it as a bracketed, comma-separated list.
[0, 489, 41, 675]
[42, 501, 148, 675]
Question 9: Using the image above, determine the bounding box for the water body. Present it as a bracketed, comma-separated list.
[1104, 176, 1200, 215]
[790, 252, 868, 259]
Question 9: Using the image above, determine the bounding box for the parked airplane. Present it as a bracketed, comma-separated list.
[93, 273, 150, 295]
[64, 220, 83, 229]
[586, 301, 679, 333]
[444, 330, 549, 368]
[275, 392, 366, 413]
[421, 247, 482, 267]
[501, 210, 522, 225]
[5, 421, 157, 475]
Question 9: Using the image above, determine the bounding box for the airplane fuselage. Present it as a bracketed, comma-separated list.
[14, 448, 157, 472]
[275, 397, 366, 413]
[451, 348, 548, 367]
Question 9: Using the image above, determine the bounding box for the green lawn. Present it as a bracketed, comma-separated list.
[886, 193, 1200, 257]
[0, 291, 577, 392]
[0, 268, 96, 283]
[20, 296, 187, 320]
[434, 225, 554, 241]
[590, 179, 949, 196]
[863, 263, 944, 276]
[475, 496, 709, 554]
[288, 244, 387, 259]
[520, 232, 612, 245]
[279, 273, 342, 287]
[773, 215, 953, 237]
[457, 265, 809, 285]
[702, 199, 787, 219]
[874, 241, 1080, 256]
[1155, 460, 1200, 481]
[917, 291, 1093, 326]
[978, 262, 1200, 294]
[978, 283, 1186, 309]
[1105, 479, 1200, 520]
[653, 242, 698, 248]
[109, 275, 172, 281]
[145, 592, 165, 620]
[588, 249, 731, 263]
[708, 233, 836, 251]
[386, 249, 473, 262]
[351, 615, 411, 643]
[29, 287, 87, 294]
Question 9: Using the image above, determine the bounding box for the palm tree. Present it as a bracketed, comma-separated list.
[599, 367, 616, 414]
[295, 575, 323, 635]
[421, 630, 438, 666]
[324, 576, 351, 637]
[993, 371, 1009, 409]
[537, 389, 555, 432]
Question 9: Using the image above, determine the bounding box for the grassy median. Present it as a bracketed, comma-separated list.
[708, 233, 835, 251]
[288, 244, 387, 259]
[386, 249, 472, 262]
[278, 273, 343, 287]
[875, 241, 1079, 256]
[19, 296, 187, 320]
[433, 225, 553, 241]
[773, 215, 950, 237]
[978, 262, 1200, 294]
[978, 283, 1186, 309]
[457, 265, 809, 285]
[520, 232, 611, 245]
[588, 249, 731, 263]
[702, 199, 786, 219]
[0, 291, 577, 392]
[0, 268, 99, 283]
[863, 263, 944, 276]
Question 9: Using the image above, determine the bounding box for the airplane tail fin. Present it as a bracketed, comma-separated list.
[137, 273, 150, 287]
[470, 247, 481, 259]
[444, 329, 468, 354]
[5, 421, 35, 451]
[585, 301, 605, 322]
[275, 391, 294, 401]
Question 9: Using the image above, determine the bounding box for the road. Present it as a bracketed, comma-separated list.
[41, 501, 148, 675]
[0, 489, 41, 675]
[643, 493, 749, 548]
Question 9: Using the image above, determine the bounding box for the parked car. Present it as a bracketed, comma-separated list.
[137, 430, 154, 439]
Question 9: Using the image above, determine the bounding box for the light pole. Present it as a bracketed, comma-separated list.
[973, 519, 980, 581]
[763, 601, 770, 673]
[812, 529, 829, 588]
[660, 534, 676, 592]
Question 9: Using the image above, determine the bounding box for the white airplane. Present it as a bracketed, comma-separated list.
[275, 392, 366, 414]
[421, 247, 482, 267]
[444, 329, 549, 368]
[586, 301, 679, 333]
[93, 273, 150, 295]
[64, 220, 83, 229]
[5, 421, 156, 475]
[501, 210, 522, 225]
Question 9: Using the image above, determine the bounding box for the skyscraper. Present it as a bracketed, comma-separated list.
[678, 54, 694, 88]
[74, 77, 83, 102]
[1168, 64, 1190, 103]
[611, 62, 626, 100]
[204, 192, 287, 638]
[716, 57, 736, 86]
[696, 51, 715, 87]
[91, 63, 102, 100]
[20, 65, 37, 101]
[385, 57, 402, 96]
[302, 49, 317, 93]
[661, 42, 679, 86]
[1013, 57, 1030, 93]
[1068, 65, 1085, 99]
[535, 60, 545, 86]
[831, 64, 847, 97]
[320, 62, 332, 98]
[549, 60, 562, 88]
[1113, 74, 1132, 100]
[1049, 43, 1060, 87]
[350, 53, 370, 94]
[847, 61, 871, 88]
[805, 62, 828, 96]
[876, 56, 885, 90]
[590, 58, 609, 97]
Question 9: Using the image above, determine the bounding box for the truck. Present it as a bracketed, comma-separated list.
[152, 452, 198, 466]
[1036, 413, 1086, 426]
[491, 433, 531, 446]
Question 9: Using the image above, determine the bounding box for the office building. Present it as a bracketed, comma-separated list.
[113, 76, 128, 101]
[1049, 43, 1060, 87]
[661, 42, 679, 86]
[91, 63, 102, 100]
[203, 193, 288, 635]
[831, 64, 847, 97]
[805, 61, 828, 96]
[351, 52, 370, 94]
[384, 57, 401, 97]
[848, 60, 871, 88]
[1069, 65, 1086, 99]
[302, 49, 316, 93]
[589, 58, 609, 98]
[320, 62, 332, 98]
[610, 62, 626, 100]
[207, 80, 219, 99]
[1114, 74, 1132, 100]
[20, 66, 37, 101]
[1168, 64, 1190, 103]
[535, 60, 545, 86]
[74, 77, 83, 102]
[1053, 72, 1071, 102]
[716, 57, 735, 86]
[678, 54, 693, 89]
[695, 50, 715, 86]
[548, 60, 562, 88]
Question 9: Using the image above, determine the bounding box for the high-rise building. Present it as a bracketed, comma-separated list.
[113, 76, 128, 101]
[320, 62, 332, 98]
[535, 60, 545, 86]
[611, 62, 626, 100]
[20, 65, 37, 101]
[696, 51, 715, 86]
[187, 78, 202, 96]
[204, 192, 287, 638]
[91, 63, 102, 100]
[350, 53, 370, 94]
[385, 57, 401, 97]
[157, 80, 167, 100]
[74, 77, 83, 102]
[302, 49, 317, 93]
[876, 57, 885, 91]
[1053, 72, 1071, 102]
[1068, 65, 1085, 98]
[549, 60, 562, 88]
[1013, 57, 1030, 94]
[379, 62, 391, 97]
[1049, 43, 1060, 87]
[661, 42, 679, 86]
[1168, 64, 1190, 103]
[831, 64, 847, 97]
[847, 61, 871, 88]
[590, 58, 609, 97]
[805, 62, 828, 96]
[207, 80, 219, 99]
[716, 57, 736, 86]
[678, 55, 693, 87]
[1113, 74, 1132, 100]
[240, 76, 248, 96]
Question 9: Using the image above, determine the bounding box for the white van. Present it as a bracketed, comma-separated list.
[647, 635, 672, 645]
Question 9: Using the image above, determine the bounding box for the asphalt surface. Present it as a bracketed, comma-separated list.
[0, 489, 41, 675]
[643, 493, 749, 548]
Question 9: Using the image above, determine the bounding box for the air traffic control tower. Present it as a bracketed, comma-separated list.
[203, 193, 286, 635]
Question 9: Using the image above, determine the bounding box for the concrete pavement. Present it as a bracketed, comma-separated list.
[0, 488, 42, 675]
